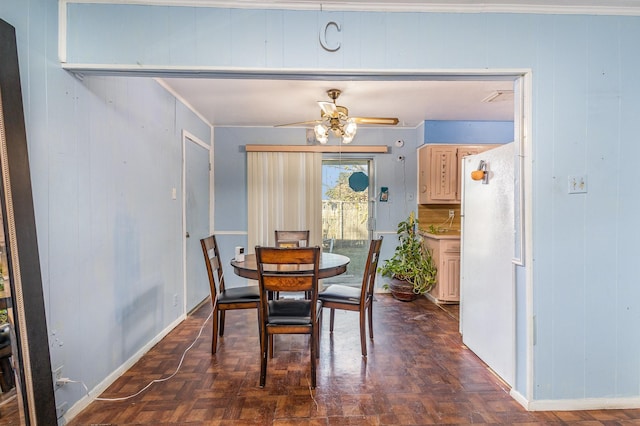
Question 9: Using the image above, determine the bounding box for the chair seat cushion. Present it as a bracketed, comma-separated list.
[319, 284, 361, 304]
[0, 324, 9, 348]
[267, 299, 321, 325]
[219, 286, 260, 304]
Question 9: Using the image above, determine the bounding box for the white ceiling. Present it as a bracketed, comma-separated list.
[156, 0, 639, 128]
[161, 77, 516, 128]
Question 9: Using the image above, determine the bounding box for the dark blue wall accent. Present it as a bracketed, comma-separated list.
[423, 120, 514, 144]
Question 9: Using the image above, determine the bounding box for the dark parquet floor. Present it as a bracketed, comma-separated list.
[68, 295, 640, 425]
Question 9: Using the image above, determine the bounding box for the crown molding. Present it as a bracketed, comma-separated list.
[62, 0, 640, 16]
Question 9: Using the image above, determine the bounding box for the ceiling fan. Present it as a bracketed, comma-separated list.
[277, 89, 399, 144]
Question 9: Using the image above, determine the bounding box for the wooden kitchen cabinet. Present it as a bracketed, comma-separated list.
[418, 145, 429, 204]
[423, 234, 460, 304]
[418, 145, 457, 203]
[418, 144, 498, 204]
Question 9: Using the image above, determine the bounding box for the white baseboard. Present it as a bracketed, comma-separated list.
[510, 388, 529, 408]
[62, 314, 186, 423]
[510, 388, 640, 411]
[528, 396, 640, 411]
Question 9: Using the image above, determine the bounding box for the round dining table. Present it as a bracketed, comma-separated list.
[230, 252, 350, 280]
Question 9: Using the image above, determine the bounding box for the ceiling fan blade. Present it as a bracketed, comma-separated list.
[318, 101, 337, 116]
[352, 117, 399, 125]
[274, 120, 321, 127]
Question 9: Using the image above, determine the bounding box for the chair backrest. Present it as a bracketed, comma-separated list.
[200, 235, 225, 298]
[274, 230, 310, 248]
[255, 246, 320, 295]
[360, 237, 384, 303]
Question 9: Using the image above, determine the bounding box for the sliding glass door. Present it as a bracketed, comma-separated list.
[321, 158, 373, 286]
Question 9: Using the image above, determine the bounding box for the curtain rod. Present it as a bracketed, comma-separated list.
[245, 145, 389, 153]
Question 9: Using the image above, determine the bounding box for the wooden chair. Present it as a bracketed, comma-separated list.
[255, 246, 321, 388]
[273, 230, 311, 299]
[318, 237, 383, 357]
[200, 235, 260, 354]
[274, 230, 310, 248]
[0, 324, 14, 392]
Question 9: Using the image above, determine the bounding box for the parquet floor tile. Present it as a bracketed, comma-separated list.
[68, 295, 640, 425]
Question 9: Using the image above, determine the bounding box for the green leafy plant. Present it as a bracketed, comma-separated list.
[427, 224, 443, 234]
[379, 212, 437, 295]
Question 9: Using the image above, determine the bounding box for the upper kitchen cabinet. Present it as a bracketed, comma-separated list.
[418, 144, 498, 204]
[419, 145, 457, 203]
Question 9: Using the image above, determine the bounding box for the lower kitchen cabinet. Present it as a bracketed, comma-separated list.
[423, 233, 460, 304]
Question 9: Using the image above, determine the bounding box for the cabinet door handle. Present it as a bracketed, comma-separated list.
[421, 185, 427, 193]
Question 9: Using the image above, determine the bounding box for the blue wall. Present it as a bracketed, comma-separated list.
[1, 1, 212, 420]
[424, 120, 514, 143]
[213, 126, 422, 287]
[60, 3, 640, 408]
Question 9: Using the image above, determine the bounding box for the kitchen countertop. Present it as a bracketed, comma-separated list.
[419, 230, 461, 240]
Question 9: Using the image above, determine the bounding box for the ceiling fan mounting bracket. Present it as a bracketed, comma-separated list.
[327, 89, 342, 101]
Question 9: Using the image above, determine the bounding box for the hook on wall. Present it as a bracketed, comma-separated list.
[471, 160, 489, 184]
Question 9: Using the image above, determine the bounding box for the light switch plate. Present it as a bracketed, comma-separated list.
[568, 175, 587, 194]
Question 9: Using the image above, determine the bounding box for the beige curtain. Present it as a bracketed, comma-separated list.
[247, 151, 322, 254]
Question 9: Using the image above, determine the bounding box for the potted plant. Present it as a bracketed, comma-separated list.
[378, 212, 437, 301]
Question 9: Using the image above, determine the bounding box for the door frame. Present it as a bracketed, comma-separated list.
[182, 130, 211, 314]
[192, 69, 533, 405]
[520, 72, 534, 406]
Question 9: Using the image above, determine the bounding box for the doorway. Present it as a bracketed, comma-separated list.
[321, 157, 374, 285]
[183, 131, 211, 312]
[181, 70, 530, 397]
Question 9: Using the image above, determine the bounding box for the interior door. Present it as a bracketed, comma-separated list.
[184, 133, 210, 312]
[460, 142, 515, 386]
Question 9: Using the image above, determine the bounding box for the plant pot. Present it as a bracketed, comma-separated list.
[388, 278, 419, 302]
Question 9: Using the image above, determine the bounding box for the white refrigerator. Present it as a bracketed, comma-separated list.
[460, 142, 515, 387]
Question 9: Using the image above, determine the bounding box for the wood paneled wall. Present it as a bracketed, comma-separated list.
[418, 204, 461, 233]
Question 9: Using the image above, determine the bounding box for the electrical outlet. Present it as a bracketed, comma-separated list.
[173, 294, 178, 307]
[53, 365, 63, 388]
[448, 210, 455, 219]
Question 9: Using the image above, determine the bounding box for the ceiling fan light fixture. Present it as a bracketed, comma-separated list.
[314, 123, 329, 144]
[316, 133, 329, 144]
[341, 118, 357, 144]
[344, 119, 357, 137]
[280, 88, 397, 144]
